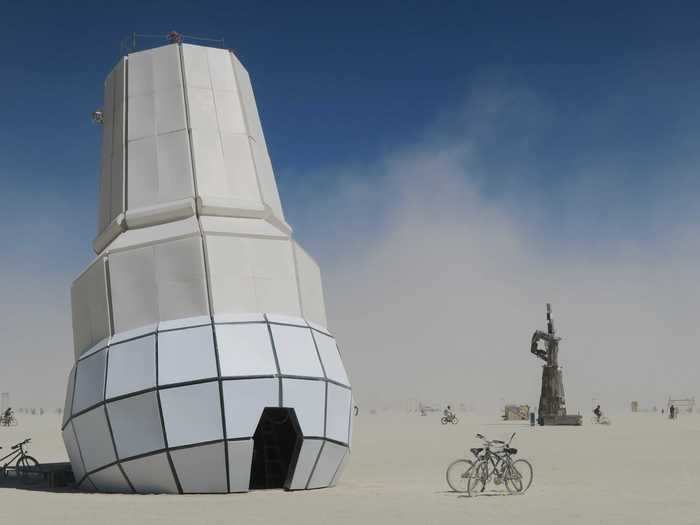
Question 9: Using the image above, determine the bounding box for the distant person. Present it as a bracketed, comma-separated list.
[444, 405, 453, 418]
[3, 407, 12, 419]
[669, 405, 675, 420]
[593, 405, 602, 422]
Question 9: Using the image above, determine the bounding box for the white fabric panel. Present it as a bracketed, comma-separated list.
[308, 441, 347, 489]
[181, 44, 211, 89]
[294, 243, 328, 329]
[159, 315, 211, 331]
[222, 378, 278, 438]
[127, 131, 194, 210]
[71, 258, 110, 358]
[288, 438, 323, 490]
[62, 422, 86, 482]
[271, 325, 323, 377]
[72, 407, 116, 472]
[109, 236, 209, 334]
[325, 384, 352, 444]
[124, 198, 196, 230]
[108, 243, 158, 332]
[107, 391, 164, 459]
[191, 128, 226, 186]
[282, 379, 325, 437]
[314, 332, 349, 386]
[89, 464, 132, 493]
[73, 349, 106, 414]
[200, 216, 287, 238]
[121, 452, 178, 494]
[108, 216, 199, 252]
[250, 138, 285, 222]
[127, 93, 155, 140]
[330, 448, 349, 486]
[105, 335, 156, 399]
[157, 325, 217, 385]
[160, 381, 223, 447]
[205, 235, 301, 317]
[217, 324, 277, 377]
[231, 55, 266, 147]
[214, 89, 246, 134]
[227, 439, 254, 492]
[63, 367, 76, 427]
[170, 441, 227, 494]
[98, 67, 115, 234]
[187, 87, 218, 130]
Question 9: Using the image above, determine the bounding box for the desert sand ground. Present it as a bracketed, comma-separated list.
[1, 410, 699, 525]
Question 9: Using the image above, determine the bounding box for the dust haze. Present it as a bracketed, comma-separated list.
[1, 82, 698, 415]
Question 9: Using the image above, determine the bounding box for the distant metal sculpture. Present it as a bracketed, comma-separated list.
[530, 304, 582, 426]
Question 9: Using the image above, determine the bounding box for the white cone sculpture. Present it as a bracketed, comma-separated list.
[62, 43, 353, 494]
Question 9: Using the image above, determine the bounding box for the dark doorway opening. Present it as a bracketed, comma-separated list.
[249, 407, 302, 490]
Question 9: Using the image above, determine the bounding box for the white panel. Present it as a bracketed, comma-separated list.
[205, 235, 258, 315]
[171, 441, 227, 494]
[325, 384, 352, 444]
[255, 277, 301, 316]
[72, 407, 116, 472]
[121, 452, 178, 494]
[126, 136, 157, 208]
[227, 439, 254, 492]
[159, 315, 211, 331]
[98, 66, 115, 234]
[155, 130, 194, 202]
[124, 198, 196, 230]
[288, 438, 323, 490]
[308, 441, 347, 489]
[271, 325, 323, 377]
[222, 133, 263, 203]
[160, 382, 223, 447]
[105, 335, 156, 398]
[214, 90, 247, 134]
[314, 332, 349, 386]
[201, 216, 287, 238]
[107, 391, 165, 459]
[330, 448, 349, 486]
[294, 243, 328, 329]
[155, 88, 187, 134]
[157, 325, 217, 385]
[222, 378, 278, 438]
[127, 48, 153, 96]
[208, 48, 237, 92]
[217, 324, 277, 377]
[248, 235, 295, 280]
[71, 258, 110, 358]
[187, 87, 218, 130]
[109, 244, 158, 333]
[282, 379, 325, 437]
[214, 312, 266, 324]
[89, 464, 132, 493]
[127, 93, 155, 140]
[108, 216, 199, 252]
[250, 138, 285, 221]
[110, 324, 156, 345]
[62, 422, 86, 482]
[182, 44, 211, 89]
[63, 366, 76, 427]
[266, 314, 307, 327]
[191, 128, 226, 191]
[231, 55, 266, 147]
[110, 59, 125, 224]
[128, 44, 182, 96]
[73, 349, 106, 414]
[166, 245, 207, 304]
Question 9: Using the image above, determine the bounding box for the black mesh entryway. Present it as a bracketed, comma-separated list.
[249, 407, 302, 490]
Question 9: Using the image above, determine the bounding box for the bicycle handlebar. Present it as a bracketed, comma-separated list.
[11, 438, 30, 450]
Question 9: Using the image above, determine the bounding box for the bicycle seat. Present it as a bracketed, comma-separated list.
[506, 447, 517, 454]
[470, 447, 484, 455]
[492, 440, 505, 444]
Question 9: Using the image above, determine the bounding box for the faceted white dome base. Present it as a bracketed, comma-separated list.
[62, 314, 352, 493]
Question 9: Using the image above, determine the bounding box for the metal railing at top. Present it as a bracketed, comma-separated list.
[119, 32, 226, 56]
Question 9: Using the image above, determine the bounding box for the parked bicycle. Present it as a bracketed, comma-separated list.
[1, 439, 39, 482]
[441, 413, 458, 425]
[467, 433, 533, 496]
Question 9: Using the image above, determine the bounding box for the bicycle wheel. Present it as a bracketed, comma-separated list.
[446, 459, 473, 492]
[505, 459, 533, 494]
[441, 417, 448, 425]
[451, 416, 458, 425]
[467, 460, 489, 496]
[16, 456, 40, 484]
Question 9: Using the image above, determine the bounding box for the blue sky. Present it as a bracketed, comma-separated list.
[1, 2, 699, 406]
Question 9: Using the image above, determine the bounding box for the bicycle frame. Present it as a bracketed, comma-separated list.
[0, 447, 23, 468]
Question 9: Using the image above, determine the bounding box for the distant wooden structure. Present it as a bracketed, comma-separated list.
[667, 397, 695, 413]
[503, 404, 530, 421]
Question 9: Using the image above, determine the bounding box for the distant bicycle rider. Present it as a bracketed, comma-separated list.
[444, 405, 454, 419]
[593, 404, 602, 422]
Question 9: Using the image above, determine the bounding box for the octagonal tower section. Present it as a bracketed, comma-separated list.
[62, 43, 353, 494]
